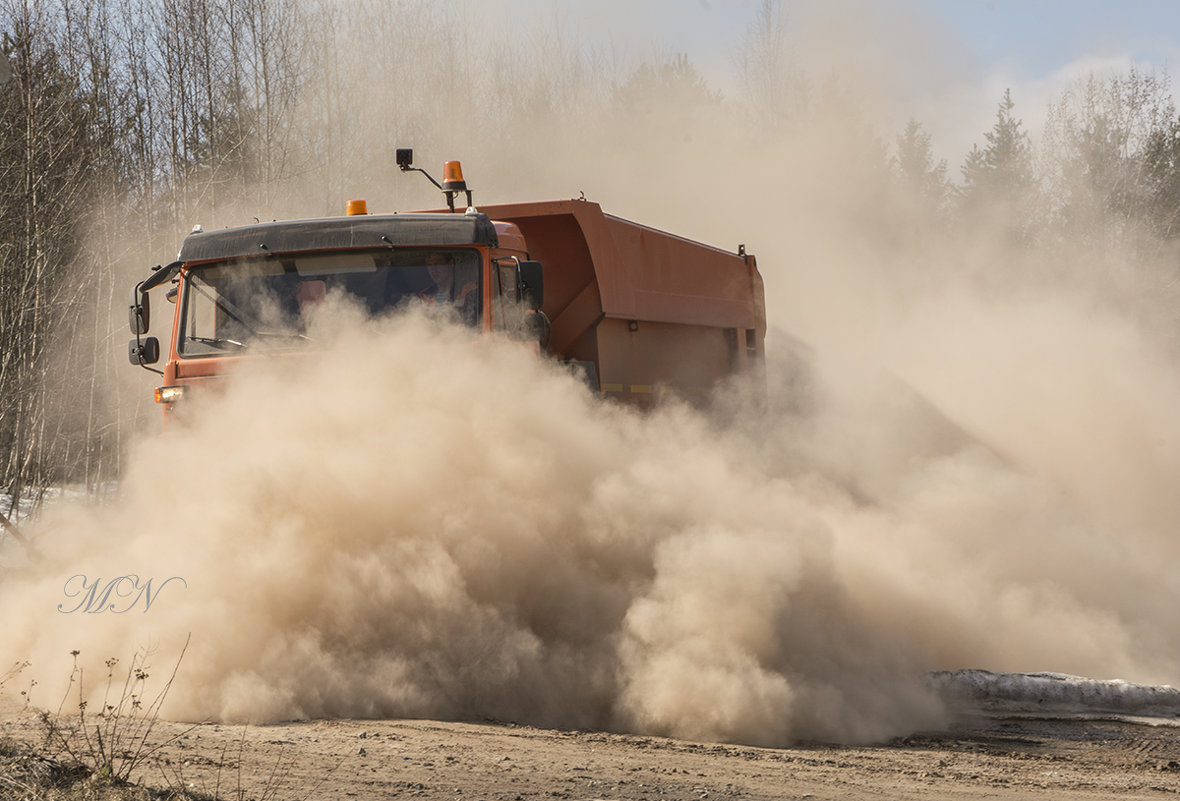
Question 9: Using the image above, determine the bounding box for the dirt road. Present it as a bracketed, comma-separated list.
[5, 701, 1180, 800]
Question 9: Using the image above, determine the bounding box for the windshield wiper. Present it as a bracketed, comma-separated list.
[187, 278, 261, 335]
[187, 335, 248, 350]
[252, 330, 315, 342]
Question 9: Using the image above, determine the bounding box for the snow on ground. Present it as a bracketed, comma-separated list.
[0, 491, 39, 567]
[930, 669, 1180, 723]
[0, 485, 115, 524]
[0, 486, 106, 565]
[0, 491, 38, 524]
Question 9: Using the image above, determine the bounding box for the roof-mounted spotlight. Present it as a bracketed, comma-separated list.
[396, 147, 474, 213]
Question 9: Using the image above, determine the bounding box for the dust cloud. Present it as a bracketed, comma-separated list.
[1, 300, 947, 745]
[4, 0, 1180, 747]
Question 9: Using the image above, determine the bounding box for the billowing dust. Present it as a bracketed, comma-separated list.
[4, 0, 1180, 747]
[6, 292, 1178, 746]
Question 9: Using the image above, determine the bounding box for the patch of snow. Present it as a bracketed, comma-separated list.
[930, 669, 1180, 723]
[0, 490, 39, 524]
[1, 486, 114, 565]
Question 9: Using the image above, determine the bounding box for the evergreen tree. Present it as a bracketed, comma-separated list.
[959, 88, 1033, 208]
[613, 53, 721, 116]
[893, 117, 949, 211]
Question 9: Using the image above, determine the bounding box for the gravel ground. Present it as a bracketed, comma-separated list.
[3, 698, 1180, 800]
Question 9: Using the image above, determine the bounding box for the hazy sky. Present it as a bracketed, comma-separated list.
[912, 0, 1180, 157]
[473, 0, 1180, 160]
[476, 1, 1180, 79]
[928, 0, 1180, 80]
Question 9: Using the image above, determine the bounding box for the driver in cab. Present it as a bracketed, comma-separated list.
[420, 251, 476, 306]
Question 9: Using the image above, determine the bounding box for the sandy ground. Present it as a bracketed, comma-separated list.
[3, 699, 1180, 800]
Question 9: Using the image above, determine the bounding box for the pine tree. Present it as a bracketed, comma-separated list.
[893, 117, 949, 211]
[613, 54, 722, 115]
[959, 88, 1033, 208]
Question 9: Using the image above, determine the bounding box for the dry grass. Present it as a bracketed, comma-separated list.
[1, 639, 344, 801]
[39, 640, 189, 786]
[0, 643, 198, 801]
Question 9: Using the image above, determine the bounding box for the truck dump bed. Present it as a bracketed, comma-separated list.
[478, 200, 766, 402]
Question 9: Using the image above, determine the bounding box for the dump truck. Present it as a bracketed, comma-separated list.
[129, 152, 765, 418]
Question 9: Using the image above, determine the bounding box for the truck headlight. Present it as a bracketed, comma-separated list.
[154, 386, 186, 404]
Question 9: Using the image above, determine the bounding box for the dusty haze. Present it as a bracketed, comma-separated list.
[3, 0, 1180, 746]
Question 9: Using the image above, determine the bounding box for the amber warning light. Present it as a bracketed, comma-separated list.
[442, 161, 466, 191]
[346, 199, 368, 216]
[396, 147, 474, 212]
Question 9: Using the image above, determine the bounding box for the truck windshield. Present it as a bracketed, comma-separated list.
[179, 248, 481, 355]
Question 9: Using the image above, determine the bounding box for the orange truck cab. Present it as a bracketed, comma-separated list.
[129, 153, 765, 420]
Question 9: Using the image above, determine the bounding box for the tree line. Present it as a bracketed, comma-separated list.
[895, 74, 1180, 245]
[2, 0, 1180, 511]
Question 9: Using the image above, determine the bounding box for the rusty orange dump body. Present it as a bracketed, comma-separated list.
[477, 199, 766, 402]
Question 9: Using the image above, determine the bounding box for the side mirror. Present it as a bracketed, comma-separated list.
[129, 283, 150, 334]
[128, 336, 160, 366]
[525, 312, 547, 341]
[518, 260, 544, 310]
[396, 147, 413, 169]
